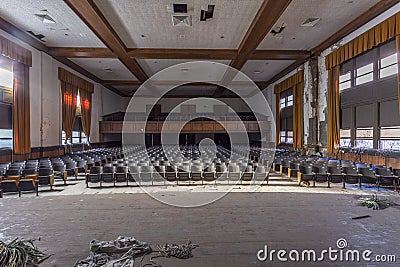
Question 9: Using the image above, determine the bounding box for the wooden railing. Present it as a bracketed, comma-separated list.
[99, 121, 270, 134]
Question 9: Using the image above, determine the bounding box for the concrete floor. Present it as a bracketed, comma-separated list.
[1, 175, 400, 266]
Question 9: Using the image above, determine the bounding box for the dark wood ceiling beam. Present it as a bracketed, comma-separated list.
[214, 0, 293, 97]
[64, 0, 149, 83]
[231, 0, 293, 70]
[0, 17, 48, 52]
[48, 47, 311, 61]
[264, 0, 399, 89]
[102, 80, 270, 88]
[250, 50, 310, 60]
[127, 48, 237, 60]
[48, 47, 116, 58]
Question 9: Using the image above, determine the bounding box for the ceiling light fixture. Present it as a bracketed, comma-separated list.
[254, 70, 261, 74]
[300, 17, 321, 27]
[34, 13, 56, 24]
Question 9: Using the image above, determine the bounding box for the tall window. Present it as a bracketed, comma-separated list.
[0, 57, 13, 149]
[379, 127, 400, 150]
[355, 128, 373, 148]
[340, 129, 351, 147]
[279, 88, 293, 144]
[61, 91, 88, 144]
[355, 63, 374, 86]
[339, 72, 351, 91]
[379, 53, 398, 78]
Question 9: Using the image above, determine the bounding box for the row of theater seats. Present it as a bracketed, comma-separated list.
[273, 150, 399, 191]
[86, 145, 270, 187]
[0, 147, 128, 197]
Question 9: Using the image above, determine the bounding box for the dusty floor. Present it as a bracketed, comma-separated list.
[1, 174, 400, 266]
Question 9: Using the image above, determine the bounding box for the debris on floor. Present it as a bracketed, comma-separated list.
[74, 236, 198, 267]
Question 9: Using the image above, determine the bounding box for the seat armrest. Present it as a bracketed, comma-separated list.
[49, 174, 55, 185]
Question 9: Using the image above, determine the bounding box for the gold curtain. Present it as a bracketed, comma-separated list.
[61, 81, 78, 143]
[325, 12, 400, 70]
[327, 66, 340, 154]
[274, 70, 304, 147]
[79, 89, 92, 140]
[397, 35, 400, 112]
[13, 62, 31, 154]
[58, 68, 94, 93]
[275, 92, 280, 145]
[0, 35, 32, 67]
[293, 82, 303, 149]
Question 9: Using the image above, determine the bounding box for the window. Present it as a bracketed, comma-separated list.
[61, 117, 88, 144]
[280, 97, 286, 109]
[279, 131, 293, 144]
[279, 93, 294, 109]
[379, 127, 400, 150]
[379, 53, 398, 78]
[355, 63, 374, 85]
[339, 72, 351, 91]
[355, 127, 373, 148]
[287, 95, 293, 107]
[61, 91, 89, 145]
[340, 129, 351, 147]
[0, 57, 13, 149]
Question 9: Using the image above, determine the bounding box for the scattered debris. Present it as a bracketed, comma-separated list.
[359, 194, 385, 210]
[352, 215, 371, 220]
[0, 238, 49, 267]
[74, 236, 198, 267]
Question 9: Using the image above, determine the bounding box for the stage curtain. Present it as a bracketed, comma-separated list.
[327, 66, 340, 154]
[0, 35, 32, 66]
[13, 62, 31, 154]
[79, 89, 92, 140]
[61, 81, 78, 143]
[274, 70, 304, 147]
[293, 82, 303, 149]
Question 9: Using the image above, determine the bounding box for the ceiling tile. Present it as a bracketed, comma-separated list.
[0, 0, 105, 47]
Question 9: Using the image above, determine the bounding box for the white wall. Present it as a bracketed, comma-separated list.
[0, 29, 123, 147]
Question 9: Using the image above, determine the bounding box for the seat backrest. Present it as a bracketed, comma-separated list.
[359, 167, 374, 177]
[141, 166, 154, 173]
[343, 166, 357, 175]
[103, 166, 115, 174]
[375, 168, 391, 176]
[116, 166, 128, 173]
[39, 168, 53, 176]
[90, 166, 102, 174]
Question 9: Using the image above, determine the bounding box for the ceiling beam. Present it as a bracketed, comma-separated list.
[214, 0, 293, 97]
[231, 0, 293, 70]
[264, 0, 399, 89]
[48, 47, 310, 61]
[250, 50, 310, 60]
[64, 0, 149, 83]
[128, 48, 237, 60]
[48, 47, 116, 58]
[0, 16, 127, 97]
[0, 17, 48, 52]
[102, 80, 270, 88]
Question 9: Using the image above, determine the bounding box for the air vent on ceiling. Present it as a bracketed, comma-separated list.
[103, 68, 113, 73]
[34, 13, 56, 24]
[173, 3, 187, 13]
[172, 15, 192, 26]
[200, 5, 215, 21]
[301, 17, 321, 27]
[27, 31, 46, 42]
